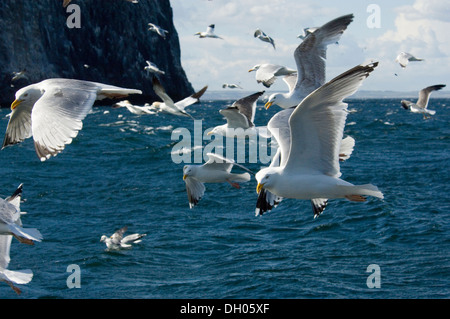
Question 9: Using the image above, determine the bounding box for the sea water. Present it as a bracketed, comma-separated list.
[0, 98, 448, 299]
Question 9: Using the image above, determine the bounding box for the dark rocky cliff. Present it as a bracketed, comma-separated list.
[0, 0, 194, 107]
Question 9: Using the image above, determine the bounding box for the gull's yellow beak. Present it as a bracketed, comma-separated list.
[11, 99, 23, 110]
[264, 101, 273, 109]
[248, 68, 254, 72]
[183, 174, 187, 180]
[207, 131, 213, 136]
[256, 183, 265, 193]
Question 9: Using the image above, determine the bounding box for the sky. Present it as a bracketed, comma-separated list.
[170, 0, 450, 94]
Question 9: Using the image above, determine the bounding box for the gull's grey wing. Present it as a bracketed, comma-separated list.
[219, 108, 251, 129]
[0, 235, 13, 269]
[30, 81, 99, 161]
[204, 152, 254, 175]
[267, 108, 293, 167]
[230, 91, 264, 124]
[185, 177, 205, 208]
[111, 226, 127, 242]
[285, 61, 378, 177]
[2, 100, 33, 149]
[175, 85, 208, 111]
[416, 84, 446, 108]
[293, 14, 354, 98]
[152, 77, 174, 105]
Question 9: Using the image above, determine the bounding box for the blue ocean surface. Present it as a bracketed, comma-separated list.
[0, 97, 448, 299]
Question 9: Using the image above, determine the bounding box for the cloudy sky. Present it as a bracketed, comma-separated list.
[170, 0, 450, 94]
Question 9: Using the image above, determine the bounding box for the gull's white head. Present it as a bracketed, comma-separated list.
[206, 125, 226, 137]
[183, 165, 197, 180]
[264, 93, 295, 109]
[12, 86, 42, 110]
[100, 235, 108, 242]
[248, 64, 261, 72]
[255, 167, 280, 193]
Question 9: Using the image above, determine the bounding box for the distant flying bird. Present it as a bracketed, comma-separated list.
[194, 24, 223, 39]
[2, 79, 142, 161]
[248, 64, 297, 88]
[144, 61, 165, 75]
[112, 100, 157, 115]
[395, 52, 424, 68]
[100, 226, 146, 250]
[151, 77, 208, 119]
[297, 27, 319, 40]
[401, 84, 446, 118]
[11, 70, 28, 82]
[222, 83, 243, 89]
[183, 153, 253, 208]
[254, 29, 276, 49]
[148, 23, 169, 39]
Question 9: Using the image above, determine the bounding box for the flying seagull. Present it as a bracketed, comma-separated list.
[401, 84, 445, 118]
[208, 91, 265, 138]
[0, 184, 34, 295]
[264, 14, 354, 109]
[2, 78, 142, 161]
[254, 29, 276, 49]
[256, 61, 383, 218]
[112, 100, 157, 115]
[151, 77, 208, 119]
[144, 61, 165, 75]
[395, 52, 424, 68]
[0, 184, 42, 245]
[148, 23, 169, 39]
[195, 24, 223, 39]
[183, 153, 253, 208]
[248, 64, 297, 88]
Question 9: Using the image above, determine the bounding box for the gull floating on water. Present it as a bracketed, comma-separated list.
[0, 184, 42, 245]
[194, 24, 223, 39]
[254, 29, 276, 49]
[248, 64, 297, 88]
[2, 78, 142, 161]
[148, 23, 169, 39]
[222, 83, 243, 89]
[100, 226, 146, 250]
[265, 14, 354, 109]
[395, 52, 424, 68]
[208, 91, 266, 138]
[183, 153, 253, 208]
[113, 100, 157, 115]
[401, 84, 445, 119]
[151, 77, 207, 119]
[144, 61, 165, 75]
[256, 61, 383, 218]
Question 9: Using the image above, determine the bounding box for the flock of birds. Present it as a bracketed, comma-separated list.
[0, 4, 446, 295]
